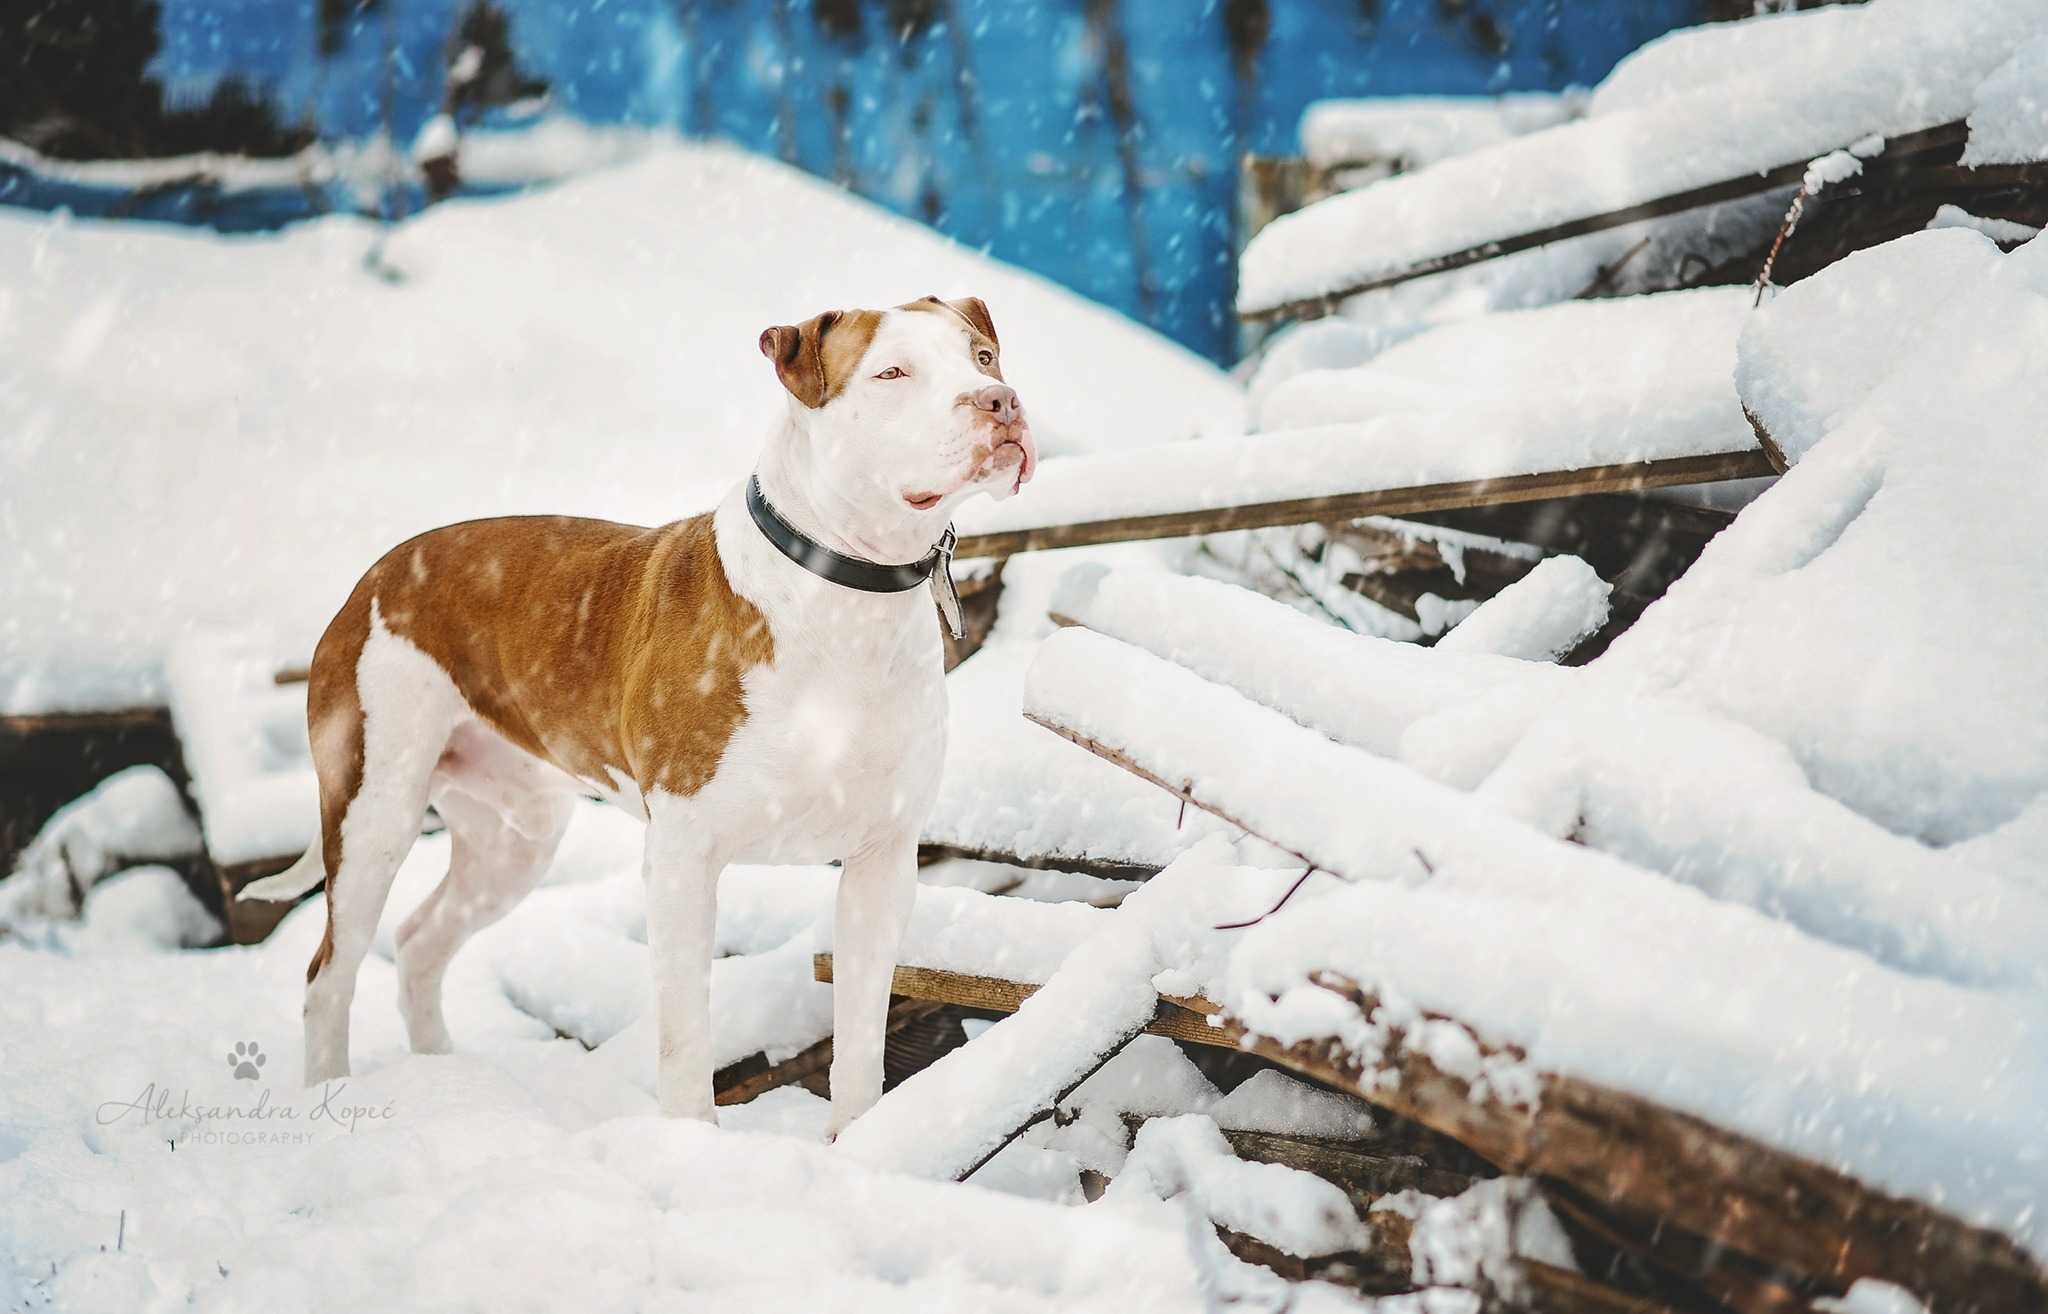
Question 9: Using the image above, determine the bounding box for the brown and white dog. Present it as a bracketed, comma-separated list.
[242, 295, 1034, 1131]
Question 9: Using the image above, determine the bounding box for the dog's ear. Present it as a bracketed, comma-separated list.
[760, 309, 881, 409]
[758, 309, 845, 409]
[945, 296, 999, 351]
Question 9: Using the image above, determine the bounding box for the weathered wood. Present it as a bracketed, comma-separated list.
[711, 997, 947, 1106]
[953, 449, 1777, 560]
[1033, 715, 2048, 1309]
[1219, 1223, 1687, 1314]
[914, 841, 1157, 883]
[214, 854, 303, 944]
[1240, 122, 1968, 321]
[1214, 1127, 1478, 1202]
[1225, 973, 2048, 1314]
[811, 953, 1229, 1049]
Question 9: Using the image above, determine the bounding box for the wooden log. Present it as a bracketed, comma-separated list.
[1218, 1223, 1687, 1314]
[953, 449, 1776, 560]
[914, 842, 1157, 884]
[710, 997, 946, 1106]
[1213, 1127, 1477, 1202]
[811, 953, 1227, 1049]
[1225, 973, 2048, 1314]
[1239, 122, 1968, 322]
[1031, 709, 2048, 1308]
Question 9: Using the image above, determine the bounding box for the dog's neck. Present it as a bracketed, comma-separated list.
[752, 417, 944, 567]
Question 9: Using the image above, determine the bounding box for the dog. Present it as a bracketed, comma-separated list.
[241, 295, 1034, 1131]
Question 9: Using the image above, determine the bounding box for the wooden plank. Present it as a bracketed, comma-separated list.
[953, 449, 1776, 560]
[811, 953, 1227, 1049]
[1239, 121, 1969, 322]
[1029, 718, 2048, 1310]
[710, 997, 946, 1107]
[915, 841, 1157, 883]
[1214, 1127, 1477, 1202]
[1228, 974, 2048, 1313]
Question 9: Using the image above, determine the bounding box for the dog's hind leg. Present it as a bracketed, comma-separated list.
[396, 723, 575, 1055]
[302, 606, 464, 1086]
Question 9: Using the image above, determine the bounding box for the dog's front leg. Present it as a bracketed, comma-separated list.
[644, 799, 720, 1122]
[826, 829, 919, 1137]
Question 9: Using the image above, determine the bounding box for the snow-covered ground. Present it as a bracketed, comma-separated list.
[7, 0, 2048, 1304]
[0, 138, 1240, 717]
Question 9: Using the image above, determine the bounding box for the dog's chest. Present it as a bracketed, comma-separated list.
[704, 614, 947, 863]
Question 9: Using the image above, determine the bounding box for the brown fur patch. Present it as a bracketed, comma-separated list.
[301, 514, 774, 980]
[901, 295, 1003, 380]
[759, 308, 885, 409]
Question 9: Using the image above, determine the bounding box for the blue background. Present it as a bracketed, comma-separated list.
[78, 1, 1706, 359]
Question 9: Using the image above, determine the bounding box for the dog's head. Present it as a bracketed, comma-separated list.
[758, 296, 1036, 544]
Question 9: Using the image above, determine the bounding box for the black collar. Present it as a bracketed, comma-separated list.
[745, 475, 952, 594]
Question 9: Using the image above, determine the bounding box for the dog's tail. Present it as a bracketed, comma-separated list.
[237, 844, 326, 903]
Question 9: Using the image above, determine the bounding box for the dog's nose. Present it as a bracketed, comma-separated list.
[971, 383, 1021, 425]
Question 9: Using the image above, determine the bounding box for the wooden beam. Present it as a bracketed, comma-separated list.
[710, 997, 946, 1106]
[914, 841, 1157, 883]
[953, 450, 1776, 560]
[1240, 122, 1968, 322]
[1030, 715, 2048, 1308]
[1215, 1127, 1477, 1202]
[1226, 973, 2048, 1314]
[811, 953, 1229, 1049]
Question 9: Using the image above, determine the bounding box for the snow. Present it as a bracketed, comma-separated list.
[1252, 285, 1751, 438]
[1107, 1115, 1370, 1258]
[1049, 565, 1570, 757]
[1612, 228, 2048, 843]
[0, 766, 201, 924]
[1238, 0, 2039, 314]
[1925, 204, 2042, 246]
[1434, 556, 1609, 661]
[1734, 228, 2001, 465]
[0, 806, 1295, 1311]
[64, 866, 222, 954]
[832, 857, 1220, 1181]
[1299, 94, 1580, 172]
[1387, 1180, 1575, 1294]
[1963, 34, 2048, 167]
[1025, 624, 2048, 1253]
[927, 640, 1258, 872]
[163, 629, 318, 866]
[0, 138, 1241, 716]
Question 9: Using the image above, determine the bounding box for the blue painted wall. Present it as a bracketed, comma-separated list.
[134, 1, 1705, 359]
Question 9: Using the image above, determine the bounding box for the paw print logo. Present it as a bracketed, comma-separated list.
[228, 1041, 267, 1081]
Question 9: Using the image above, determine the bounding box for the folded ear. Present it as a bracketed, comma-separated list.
[946, 296, 998, 350]
[757, 309, 845, 409]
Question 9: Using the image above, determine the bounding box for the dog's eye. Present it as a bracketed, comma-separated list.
[976, 349, 995, 368]
[875, 366, 907, 380]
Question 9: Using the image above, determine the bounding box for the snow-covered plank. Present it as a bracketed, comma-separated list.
[1221, 973, 2048, 1314]
[1239, 0, 2039, 317]
[957, 439, 1769, 560]
[1434, 555, 1611, 661]
[925, 641, 1256, 875]
[829, 890, 1167, 1182]
[1023, 628, 2048, 1288]
[1049, 565, 1571, 756]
